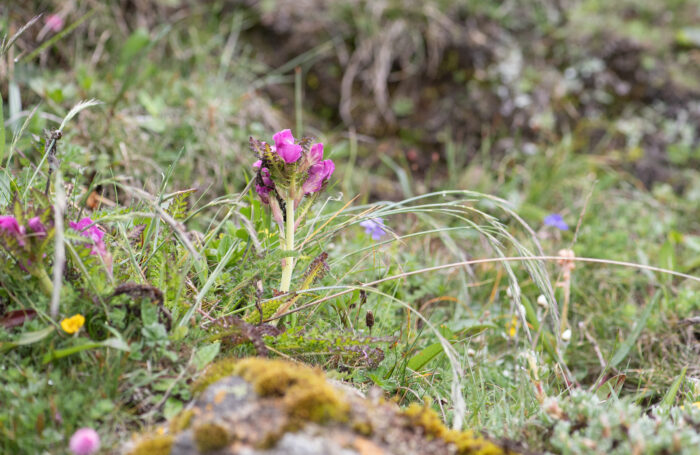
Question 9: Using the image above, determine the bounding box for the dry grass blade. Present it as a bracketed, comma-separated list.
[1, 14, 42, 56]
[268, 255, 700, 322]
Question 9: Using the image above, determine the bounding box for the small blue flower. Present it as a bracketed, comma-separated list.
[543, 213, 569, 231]
[359, 218, 387, 241]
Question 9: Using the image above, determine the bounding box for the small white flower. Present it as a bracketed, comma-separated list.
[537, 294, 548, 308]
[561, 328, 572, 342]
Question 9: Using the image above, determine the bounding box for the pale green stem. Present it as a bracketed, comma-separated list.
[33, 265, 54, 297]
[279, 195, 296, 293]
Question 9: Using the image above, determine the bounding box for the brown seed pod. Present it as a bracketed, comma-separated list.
[365, 310, 375, 330]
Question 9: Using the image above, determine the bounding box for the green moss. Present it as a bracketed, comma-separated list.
[194, 357, 350, 426]
[403, 401, 512, 455]
[243, 298, 283, 324]
[234, 358, 350, 423]
[169, 409, 195, 434]
[127, 435, 174, 455]
[284, 383, 349, 423]
[352, 420, 373, 436]
[193, 421, 230, 452]
[191, 357, 239, 395]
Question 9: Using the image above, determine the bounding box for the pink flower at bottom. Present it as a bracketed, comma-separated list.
[69, 428, 100, 455]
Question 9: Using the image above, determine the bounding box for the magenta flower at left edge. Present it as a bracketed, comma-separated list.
[0, 215, 26, 246]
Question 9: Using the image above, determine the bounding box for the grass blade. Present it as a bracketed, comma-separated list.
[0, 94, 5, 162]
[659, 366, 688, 412]
[609, 291, 660, 368]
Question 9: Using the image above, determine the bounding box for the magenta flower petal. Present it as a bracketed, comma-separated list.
[253, 160, 262, 169]
[70, 218, 106, 256]
[302, 159, 334, 194]
[0, 216, 23, 235]
[27, 217, 47, 236]
[255, 184, 271, 204]
[309, 143, 324, 166]
[69, 428, 100, 455]
[322, 159, 335, 179]
[0, 215, 26, 246]
[260, 168, 274, 187]
[273, 129, 302, 163]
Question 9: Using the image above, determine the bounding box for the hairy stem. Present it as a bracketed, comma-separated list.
[34, 265, 54, 297]
[279, 194, 296, 293]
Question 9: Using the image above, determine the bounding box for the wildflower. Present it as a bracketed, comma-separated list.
[45, 14, 64, 33]
[255, 183, 271, 204]
[536, 294, 548, 308]
[272, 129, 302, 163]
[0, 215, 26, 246]
[308, 143, 324, 166]
[561, 328, 572, 342]
[359, 218, 387, 241]
[557, 248, 576, 272]
[253, 160, 276, 204]
[506, 314, 518, 338]
[302, 159, 335, 194]
[60, 314, 85, 334]
[69, 218, 106, 256]
[543, 213, 568, 230]
[69, 428, 100, 455]
[27, 217, 47, 236]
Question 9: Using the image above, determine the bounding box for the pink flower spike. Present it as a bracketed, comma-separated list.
[253, 160, 262, 169]
[69, 428, 100, 455]
[27, 217, 47, 236]
[45, 14, 64, 33]
[272, 129, 302, 163]
[0, 215, 26, 246]
[309, 143, 324, 166]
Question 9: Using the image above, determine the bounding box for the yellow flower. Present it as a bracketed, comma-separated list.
[60, 314, 85, 334]
[506, 315, 518, 338]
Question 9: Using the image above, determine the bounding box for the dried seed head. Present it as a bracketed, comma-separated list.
[365, 310, 375, 329]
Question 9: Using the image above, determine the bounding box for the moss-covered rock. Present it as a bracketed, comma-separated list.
[126, 434, 174, 455]
[124, 357, 520, 455]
